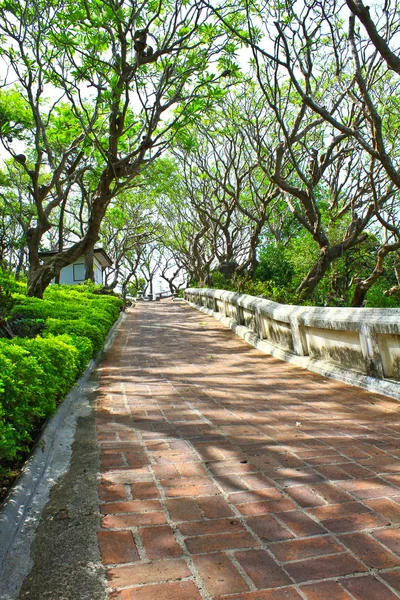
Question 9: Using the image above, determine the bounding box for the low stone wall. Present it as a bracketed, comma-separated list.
[185, 288, 400, 400]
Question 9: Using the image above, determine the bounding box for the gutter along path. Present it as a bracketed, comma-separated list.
[24, 301, 400, 598]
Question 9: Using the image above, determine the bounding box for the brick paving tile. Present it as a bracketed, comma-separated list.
[164, 498, 202, 522]
[341, 575, 400, 599]
[300, 581, 354, 599]
[273, 473, 325, 487]
[241, 474, 276, 489]
[101, 500, 161, 514]
[96, 304, 400, 600]
[177, 517, 244, 536]
[338, 532, 400, 568]
[196, 495, 235, 518]
[365, 498, 400, 522]
[208, 460, 259, 475]
[163, 483, 219, 497]
[237, 499, 297, 516]
[138, 526, 182, 559]
[107, 558, 190, 588]
[337, 477, 400, 499]
[335, 462, 374, 478]
[109, 581, 203, 600]
[308, 500, 371, 520]
[179, 463, 208, 477]
[308, 482, 355, 504]
[313, 464, 353, 480]
[228, 489, 283, 504]
[234, 549, 291, 588]
[152, 465, 180, 479]
[270, 535, 344, 562]
[373, 528, 400, 555]
[98, 483, 127, 503]
[185, 530, 259, 554]
[102, 512, 167, 528]
[284, 485, 327, 508]
[246, 515, 295, 542]
[381, 570, 400, 592]
[130, 482, 160, 500]
[322, 512, 389, 533]
[275, 510, 326, 537]
[384, 474, 400, 486]
[101, 453, 125, 468]
[193, 552, 249, 596]
[214, 474, 249, 492]
[159, 476, 212, 488]
[222, 588, 303, 600]
[98, 530, 139, 564]
[284, 552, 367, 582]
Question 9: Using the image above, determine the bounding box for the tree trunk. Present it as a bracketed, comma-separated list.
[351, 244, 399, 306]
[85, 248, 95, 282]
[26, 187, 110, 297]
[27, 265, 56, 299]
[26, 238, 95, 297]
[15, 248, 26, 280]
[296, 245, 344, 299]
[351, 277, 377, 307]
[26, 223, 53, 297]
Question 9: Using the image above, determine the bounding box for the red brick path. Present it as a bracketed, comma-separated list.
[97, 302, 400, 599]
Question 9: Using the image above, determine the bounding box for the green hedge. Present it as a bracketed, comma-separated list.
[11, 285, 122, 353]
[0, 283, 122, 474]
[45, 318, 103, 353]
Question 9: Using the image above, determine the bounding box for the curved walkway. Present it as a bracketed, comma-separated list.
[98, 301, 400, 599]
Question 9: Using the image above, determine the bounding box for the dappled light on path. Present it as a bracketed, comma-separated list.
[96, 301, 400, 599]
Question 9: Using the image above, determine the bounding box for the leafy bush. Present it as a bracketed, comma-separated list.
[0, 286, 14, 319]
[209, 271, 233, 291]
[0, 269, 26, 294]
[6, 315, 45, 338]
[243, 279, 297, 304]
[50, 333, 94, 374]
[13, 336, 79, 397]
[0, 270, 26, 319]
[0, 341, 53, 465]
[0, 282, 122, 477]
[45, 318, 103, 354]
[255, 244, 295, 288]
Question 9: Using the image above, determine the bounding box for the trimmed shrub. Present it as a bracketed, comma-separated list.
[49, 333, 94, 374]
[0, 341, 52, 464]
[13, 336, 79, 398]
[0, 282, 122, 476]
[7, 315, 45, 338]
[0, 270, 26, 294]
[45, 318, 103, 354]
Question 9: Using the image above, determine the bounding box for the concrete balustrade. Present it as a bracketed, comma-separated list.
[185, 287, 400, 400]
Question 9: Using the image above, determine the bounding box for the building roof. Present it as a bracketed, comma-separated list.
[38, 247, 113, 267]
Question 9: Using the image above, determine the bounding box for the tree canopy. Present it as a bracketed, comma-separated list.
[0, 0, 399, 307]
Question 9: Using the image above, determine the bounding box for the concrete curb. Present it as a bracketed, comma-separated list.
[187, 301, 400, 401]
[0, 310, 126, 600]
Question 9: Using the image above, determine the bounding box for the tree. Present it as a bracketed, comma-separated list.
[204, 0, 400, 301]
[99, 190, 160, 294]
[158, 249, 186, 294]
[0, 0, 231, 297]
[345, 0, 400, 75]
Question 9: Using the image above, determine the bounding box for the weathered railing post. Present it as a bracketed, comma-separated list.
[290, 316, 307, 356]
[213, 295, 218, 313]
[236, 303, 244, 326]
[223, 300, 229, 319]
[255, 309, 263, 340]
[359, 325, 384, 379]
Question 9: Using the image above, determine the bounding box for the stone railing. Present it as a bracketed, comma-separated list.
[185, 287, 400, 400]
